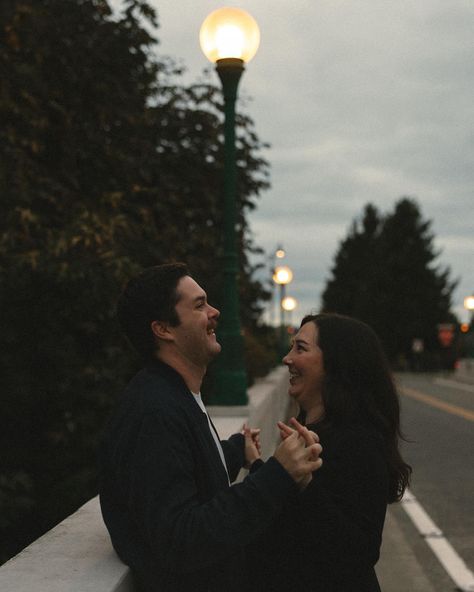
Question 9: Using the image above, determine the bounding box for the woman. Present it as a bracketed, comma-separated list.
[248, 313, 412, 592]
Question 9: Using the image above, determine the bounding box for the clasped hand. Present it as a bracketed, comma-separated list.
[242, 417, 322, 489]
[241, 424, 262, 469]
[275, 417, 322, 489]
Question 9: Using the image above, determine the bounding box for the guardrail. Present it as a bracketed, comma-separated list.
[456, 358, 474, 384]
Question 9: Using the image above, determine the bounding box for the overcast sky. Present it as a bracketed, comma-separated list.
[114, 0, 473, 323]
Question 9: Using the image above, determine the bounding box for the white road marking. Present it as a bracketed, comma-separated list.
[401, 488, 474, 592]
[434, 378, 474, 394]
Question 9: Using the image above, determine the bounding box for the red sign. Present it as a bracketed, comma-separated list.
[437, 324, 455, 347]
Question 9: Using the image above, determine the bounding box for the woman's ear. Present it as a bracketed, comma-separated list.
[151, 320, 174, 342]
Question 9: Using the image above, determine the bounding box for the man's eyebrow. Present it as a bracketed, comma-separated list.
[295, 338, 309, 345]
[193, 294, 206, 304]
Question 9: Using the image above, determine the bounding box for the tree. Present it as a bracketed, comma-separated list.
[321, 204, 382, 320]
[322, 198, 457, 365]
[0, 0, 270, 562]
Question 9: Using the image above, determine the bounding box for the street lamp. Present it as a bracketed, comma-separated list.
[269, 244, 286, 325]
[282, 295, 297, 334]
[281, 295, 297, 313]
[464, 295, 474, 318]
[200, 8, 260, 405]
[273, 265, 293, 287]
[463, 295, 474, 359]
[273, 265, 293, 358]
[275, 246, 286, 260]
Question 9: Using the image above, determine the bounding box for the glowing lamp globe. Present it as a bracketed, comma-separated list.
[200, 7, 260, 63]
[464, 295, 474, 311]
[282, 296, 297, 312]
[273, 266, 293, 285]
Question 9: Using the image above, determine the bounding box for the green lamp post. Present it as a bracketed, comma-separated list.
[200, 8, 260, 405]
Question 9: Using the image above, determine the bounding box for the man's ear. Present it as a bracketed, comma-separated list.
[151, 320, 174, 342]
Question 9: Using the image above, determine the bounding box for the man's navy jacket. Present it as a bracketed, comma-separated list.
[99, 359, 295, 592]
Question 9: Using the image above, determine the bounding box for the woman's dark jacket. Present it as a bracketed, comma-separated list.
[99, 359, 296, 592]
[247, 421, 388, 592]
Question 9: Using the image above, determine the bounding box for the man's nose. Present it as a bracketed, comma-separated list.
[209, 305, 220, 319]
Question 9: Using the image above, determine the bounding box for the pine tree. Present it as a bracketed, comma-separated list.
[322, 198, 457, 364]
[377, 198, 457, 361]
[322, 204, 382, 321]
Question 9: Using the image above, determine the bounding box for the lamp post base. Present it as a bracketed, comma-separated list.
[211, 369, 248, 406]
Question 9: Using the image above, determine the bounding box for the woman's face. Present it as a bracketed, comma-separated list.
[283, 321, 325, 412]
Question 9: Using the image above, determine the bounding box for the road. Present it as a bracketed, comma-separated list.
[379, 372, 474, 591]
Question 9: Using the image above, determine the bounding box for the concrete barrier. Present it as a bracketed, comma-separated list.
[455, 358, 474, 384]
[0, 498, 133, 592]
[209, 365, 294, 458]
[0, 366, 291, 592]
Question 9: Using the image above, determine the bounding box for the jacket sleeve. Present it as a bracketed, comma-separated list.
[296, 430, 388, 572]
[128, 410, 296, 574]
[220, 432, 245, 482]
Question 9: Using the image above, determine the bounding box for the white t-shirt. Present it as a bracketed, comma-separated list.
[192, 392, 230, 485]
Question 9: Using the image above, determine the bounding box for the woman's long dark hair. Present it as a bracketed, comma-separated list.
[301, 313, 412, 503]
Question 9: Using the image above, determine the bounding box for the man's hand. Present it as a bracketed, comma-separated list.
[273, 420, 322, 487]
[241, 424, 261, 469]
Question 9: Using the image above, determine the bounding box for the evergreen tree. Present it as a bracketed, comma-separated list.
[322, 198, 457, 364]
[322, 204, 382, 321]
[377, 198, 457, 361]
[0, 0, 270, 561]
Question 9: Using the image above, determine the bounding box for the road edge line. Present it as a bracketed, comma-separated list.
[401, 488, 474, 592]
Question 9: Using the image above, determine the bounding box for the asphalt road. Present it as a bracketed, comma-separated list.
[381, 372, 474, 591]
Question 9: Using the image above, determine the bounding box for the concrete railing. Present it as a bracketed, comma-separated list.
[455, 358, 474, 384]
[0, 366, 292, 592]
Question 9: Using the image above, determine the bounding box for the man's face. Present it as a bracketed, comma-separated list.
[169, 276, 221, 368]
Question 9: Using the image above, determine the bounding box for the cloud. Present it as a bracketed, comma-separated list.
[112, 0, 474, 322]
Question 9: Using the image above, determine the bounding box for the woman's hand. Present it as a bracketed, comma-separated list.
[278, 417, 319, 444]
[276, 418, 322, 489]
[241, 424, 261, 469]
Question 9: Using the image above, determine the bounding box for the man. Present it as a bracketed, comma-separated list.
[99, 263, 321, 592]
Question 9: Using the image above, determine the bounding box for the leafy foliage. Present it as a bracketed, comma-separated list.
[0, 0, 270, 562]
[322, 198, 458, 365]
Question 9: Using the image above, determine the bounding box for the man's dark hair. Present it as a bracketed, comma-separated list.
[117, 263, 189, 361]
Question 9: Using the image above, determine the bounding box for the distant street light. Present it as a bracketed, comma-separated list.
[273, 265, 293, 357]
[461, 294, 474, 358]
[275, 246, 286, 259]
[269, 245, 286, 326]
[200, 8, 260, 405]
[273, 265, 293, 287]
[281, 296, 297, 312]
[282, 295, 297, 331]
[463, 295, 474, 358]
[464, 295, 474, 315]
